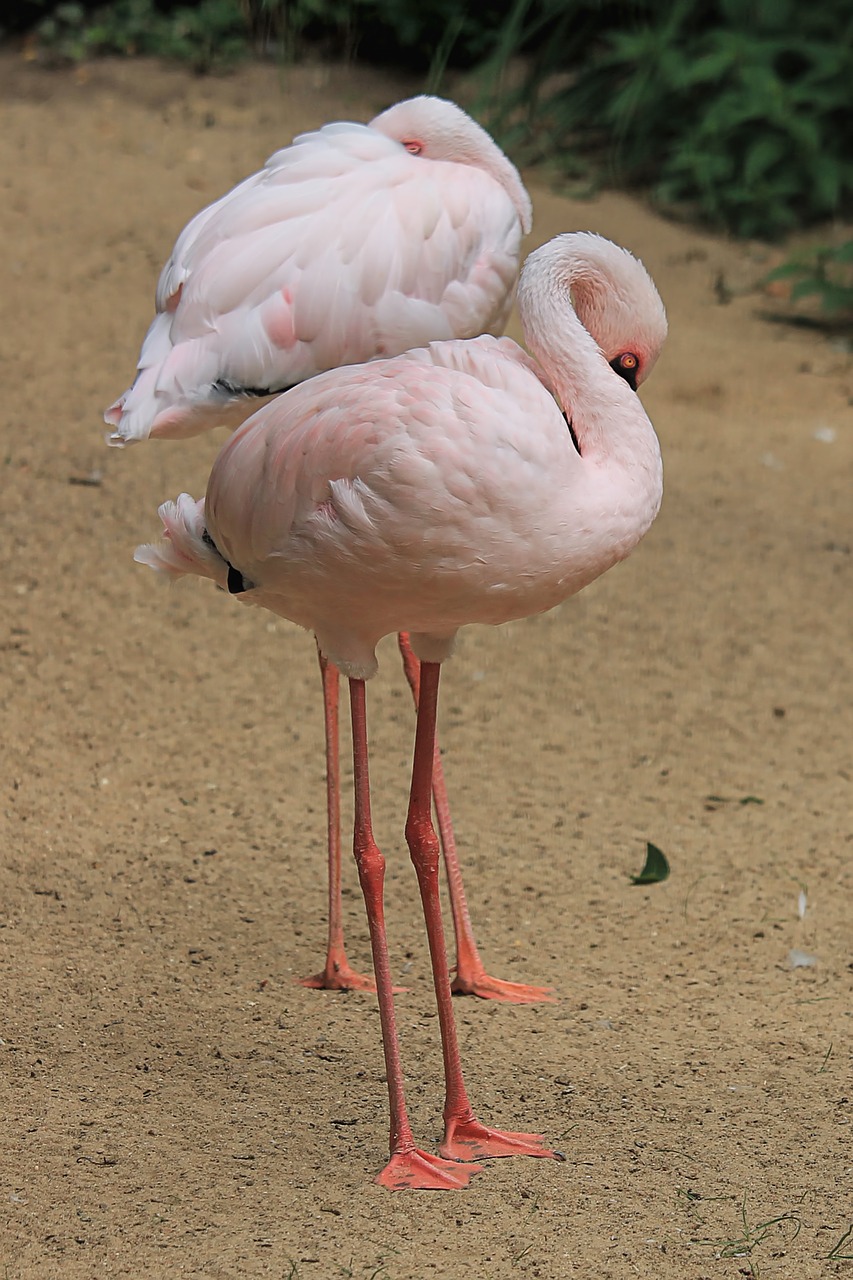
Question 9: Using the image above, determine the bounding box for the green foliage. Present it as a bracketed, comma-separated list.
[766, 240, 853, 320]
[29, 0, 519, 78]
[480, 0, 853, 237]
[267, 0, 518, 82]
[34, 0, 249, 71]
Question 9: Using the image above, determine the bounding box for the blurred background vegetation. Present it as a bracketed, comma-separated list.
[4, 0, 852, 304]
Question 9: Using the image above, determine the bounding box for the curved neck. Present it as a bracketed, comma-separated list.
[518, 252, 658, 473]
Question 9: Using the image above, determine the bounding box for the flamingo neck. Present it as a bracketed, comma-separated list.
[519, 254, 659, 478]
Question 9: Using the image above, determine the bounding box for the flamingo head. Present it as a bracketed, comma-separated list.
[559, 232, 668, 388]
[370, 95, 532, 235]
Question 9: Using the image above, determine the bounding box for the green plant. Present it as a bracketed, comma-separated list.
[828, 1223, 853, 1260]
[480, 0, 853, 238]
[766, 240, 853, 319]
[682, 1190, 803, 1279]
[264, 0, 520, 77]
[34, 0, 250, 70]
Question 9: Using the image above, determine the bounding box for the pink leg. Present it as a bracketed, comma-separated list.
[299, 649, 378, 993]
[348, 678, 482, 1191]
[406, 662, 562, 1165]
[398, 634, 555, 1005]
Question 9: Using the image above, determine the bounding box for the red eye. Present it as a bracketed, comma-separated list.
[620, 353, 638, 370]
[403, 140, 423, 155]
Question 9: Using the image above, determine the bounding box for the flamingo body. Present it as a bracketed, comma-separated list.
[106, 97, 531, 446]
[110, 93, 548, 1003]
[138, 234, 666, 678]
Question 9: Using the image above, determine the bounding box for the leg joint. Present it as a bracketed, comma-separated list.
[354, 837, 385, 887]
[405, 817, 441, 876]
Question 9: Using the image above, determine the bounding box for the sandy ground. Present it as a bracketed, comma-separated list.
[1, 54, 851, 1280]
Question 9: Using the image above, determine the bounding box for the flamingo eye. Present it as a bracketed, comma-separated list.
[403, 140, 423, 155]
[610, 351, 640, 390]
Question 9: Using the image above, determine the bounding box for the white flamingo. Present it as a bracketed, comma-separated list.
[135, 231, 668, 1188]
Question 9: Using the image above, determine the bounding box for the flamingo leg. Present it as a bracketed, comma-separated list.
[397, 634, 556, 1005]
[405, 662, 562, 1164]
[299, 648, 378, 992]
[348, 678, 481, 1191]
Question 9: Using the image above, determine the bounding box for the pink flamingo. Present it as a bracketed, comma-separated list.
[106, 96, 551, 1002]
[135, 231, 667, 1189]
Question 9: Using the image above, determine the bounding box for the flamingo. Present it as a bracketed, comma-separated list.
[106, 95, 552, 1002]
[134, 231, 667, 1189]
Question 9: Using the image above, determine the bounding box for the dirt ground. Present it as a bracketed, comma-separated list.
[1, 53, 851, 1280]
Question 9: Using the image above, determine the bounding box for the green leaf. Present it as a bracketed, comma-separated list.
[828, 1223, 853, 1260]
[630, 842, 670, 885]
[791, 278, 825, 301]
[676, 47, 737, 87]
[819, 283, 853, 312]
[743, 135, 785, 185]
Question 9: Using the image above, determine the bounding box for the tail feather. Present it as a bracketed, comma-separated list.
[105, 363, 223, 447]
[134, 494, 226, 588]
[105, 318, 232, 446]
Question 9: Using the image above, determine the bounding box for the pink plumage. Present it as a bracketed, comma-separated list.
[113, 93, 550, 1004]
[105, 96, 532, 446]
[138, 233, 666, 671]
[136, 231, 667, 1190]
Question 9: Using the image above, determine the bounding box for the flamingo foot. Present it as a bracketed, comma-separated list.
[451, 966, 557, 1005]
[441, 1116, 564, 1163]
[375, 1148, 483, 1191]
[298, 959, 406, 994]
